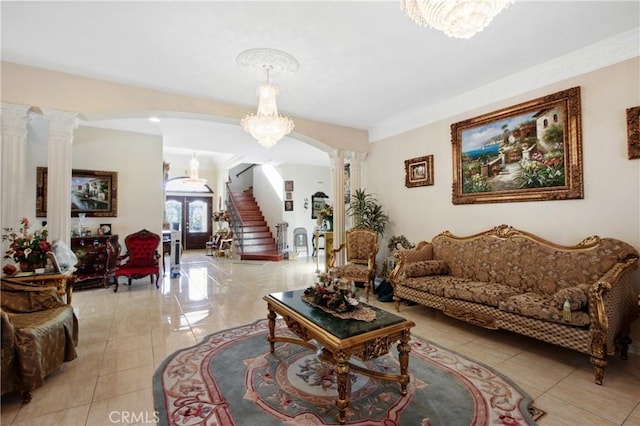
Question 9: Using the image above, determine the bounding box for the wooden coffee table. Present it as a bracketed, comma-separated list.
[264, 289, 415, 424]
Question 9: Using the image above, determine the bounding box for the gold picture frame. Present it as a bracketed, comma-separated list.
[451, 87, 583, 204]
[404, 155, 434, 188]
[37, 167, 118, 217]
[627, 106, 640, 160]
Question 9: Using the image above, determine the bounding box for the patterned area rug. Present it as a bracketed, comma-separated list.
[153, 319, 543, 425]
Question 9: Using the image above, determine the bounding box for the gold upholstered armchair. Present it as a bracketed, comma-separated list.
[328, 228, 379, 301]
[1, 278, 79, 403]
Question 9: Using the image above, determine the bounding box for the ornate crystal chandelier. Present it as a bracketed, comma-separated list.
[241, 66, 294, 148]
[238, 48, 298, 148]
[401, 0, 513, 39]
[184, 152, 207, 186]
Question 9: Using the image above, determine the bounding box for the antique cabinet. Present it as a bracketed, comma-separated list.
[71, 235, 119, 290]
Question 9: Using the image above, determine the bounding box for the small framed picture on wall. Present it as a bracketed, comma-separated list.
[284, 200, 294, 211]
[286, 192, 293, 200]
[284, 180, 294, 192]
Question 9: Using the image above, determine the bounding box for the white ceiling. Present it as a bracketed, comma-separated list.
[2, 1, 639, 168]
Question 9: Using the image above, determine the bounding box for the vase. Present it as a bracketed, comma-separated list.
[325, 218, 333, 231]
[19, 260, 44, 272]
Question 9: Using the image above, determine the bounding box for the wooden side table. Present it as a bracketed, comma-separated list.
[5, 270, 75, 304]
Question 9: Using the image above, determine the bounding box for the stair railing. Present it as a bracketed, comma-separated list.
[225, 182, 245, 254]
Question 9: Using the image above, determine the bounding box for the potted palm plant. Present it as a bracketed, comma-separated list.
[346, 189, 389, 236]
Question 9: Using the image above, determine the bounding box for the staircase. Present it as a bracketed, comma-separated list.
[231, 189, 285, 261]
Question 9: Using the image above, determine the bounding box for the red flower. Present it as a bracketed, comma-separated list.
[2, 219, 50, 265]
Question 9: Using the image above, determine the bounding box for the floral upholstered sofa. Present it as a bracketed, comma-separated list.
[389, 224, 639, 384]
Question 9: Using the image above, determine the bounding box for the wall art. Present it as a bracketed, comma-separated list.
[37, 167, 118, 217]
[404, 155, 434, 188]
[627, 106, 640, 159]
[451, 87, 583, 204]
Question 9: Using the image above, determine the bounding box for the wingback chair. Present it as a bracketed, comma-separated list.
[113, 229, 161, 292]
[1, 278, 78, 403]
[328, 228, 379, 301]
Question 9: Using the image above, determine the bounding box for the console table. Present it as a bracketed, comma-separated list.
[71, 235, 119, 290]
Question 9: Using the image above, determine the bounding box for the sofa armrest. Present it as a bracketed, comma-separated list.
[388, 241, 432, 287]
[1, 278, 66, 314]
[328, 243, 346, 268]
[367, 243, 379, 271]
[1, 308, 15, 355]
[588, 256, 639, 358]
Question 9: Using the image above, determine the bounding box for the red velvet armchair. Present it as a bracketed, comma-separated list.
[113, 229, 161, 292]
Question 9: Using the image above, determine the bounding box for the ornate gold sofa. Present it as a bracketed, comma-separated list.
[389, 225, 639, 384]
[1, 278, 79, 402]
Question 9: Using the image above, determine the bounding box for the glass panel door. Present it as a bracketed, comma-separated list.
[166, 196, 212, 250]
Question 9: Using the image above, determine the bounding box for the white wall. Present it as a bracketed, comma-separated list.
[71, 126, 164, 239]
[230, 163, 331, 254]
[278, 164, 332, 252]
[366, 58, 640, 343]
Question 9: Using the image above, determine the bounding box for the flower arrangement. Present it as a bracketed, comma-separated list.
[212, 210, 228, 222]
[303, 282, 357, 314]
[2, 217, 51, 266]
[319, 204, 333, 220]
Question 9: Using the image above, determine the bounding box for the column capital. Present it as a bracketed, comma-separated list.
[329, 149, 347, 162]
[346, 151, 367, 163]
[1, 103, 31, 130]
[42, 108, 79, 137]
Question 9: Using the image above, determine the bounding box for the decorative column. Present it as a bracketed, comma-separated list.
[1, 103, 31, 264]
[329, 150, 346, 266]
[346, 152, 367, 229]
[217, 167, 229, 211]
[43, 109, 79, 246]
[348, 152, 366, 193]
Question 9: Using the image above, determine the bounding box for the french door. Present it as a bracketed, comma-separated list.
[165, 196, 212, 250]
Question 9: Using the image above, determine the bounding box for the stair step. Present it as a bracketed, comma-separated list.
[242, 231, 273, 240]
[241, 238, 275, 246]
[240, 244, 279, 253]
[240, 220, 267, 226]
[237, 225, 268, 233]
[240, 252, 285, 262]
[239, 213, 264, 220]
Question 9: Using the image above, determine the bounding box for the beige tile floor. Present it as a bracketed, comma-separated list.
[2, 251, 639, 425]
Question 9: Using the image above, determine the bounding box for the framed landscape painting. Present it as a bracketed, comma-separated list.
[627, 106, 640, 159]
[405, 155, 434, 188]
[451, 87, 583, 204]
[37, 167, 118, 217]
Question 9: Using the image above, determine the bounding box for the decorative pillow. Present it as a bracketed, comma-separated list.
[552, 285, 588, 311]
[405, 260, 449, 278]
[400, 242, 434, 263]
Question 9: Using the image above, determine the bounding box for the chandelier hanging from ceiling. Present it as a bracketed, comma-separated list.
[238, 48, 299, 148]
[184, 152, 207, 186]
[401, 0, 513, 39]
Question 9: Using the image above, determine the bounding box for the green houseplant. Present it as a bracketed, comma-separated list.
[346, 189, 389, 236]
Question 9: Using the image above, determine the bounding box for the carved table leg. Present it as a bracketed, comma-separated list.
[334, 350, 351, 425]
[266, 308, 276, 353]
[21, 391, 32, 403]
[397, 329, 411, 395]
